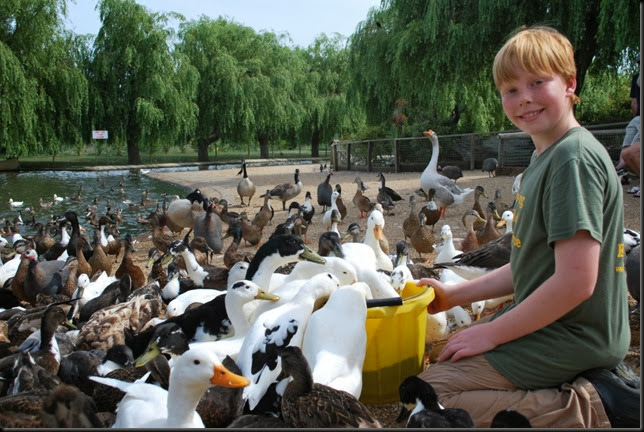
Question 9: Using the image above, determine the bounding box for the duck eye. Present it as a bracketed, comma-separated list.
[193, 360, 200, 365]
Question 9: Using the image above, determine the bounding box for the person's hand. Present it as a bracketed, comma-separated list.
[437, 322, 500, 362]
[418, 277, 451, 314]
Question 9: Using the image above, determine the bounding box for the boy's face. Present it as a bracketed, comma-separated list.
[498, 63, 576, 142]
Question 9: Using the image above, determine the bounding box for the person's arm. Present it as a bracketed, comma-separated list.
[420, 263, 514, 314]
[438, 230, 599, 362]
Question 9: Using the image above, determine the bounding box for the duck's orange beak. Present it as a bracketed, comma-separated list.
[211, 364, 250, 388]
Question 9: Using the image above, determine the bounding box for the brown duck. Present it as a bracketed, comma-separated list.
[334, 184, 348, 221]
[88, 230, 113, 276]
[252, 191, 274, 230]
[410, 213, 435, 264]
[476, 202, 502, 246]
[402, 195, 420, 242]
[418, 188, 441, 232]
[464, 185, 488, 231]
[145, 211, 173, 254]
[352, 177, 374, 219]
[114, 234, 146, 290]
[222, 225, 254, 270]
[460, 210, 487, 253]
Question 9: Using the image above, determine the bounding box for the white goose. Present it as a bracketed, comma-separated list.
[89, 346, 250, 428]
[420, 129, 473, 218]
[301, 283, 371, 399]
[237, 272, 340, 412]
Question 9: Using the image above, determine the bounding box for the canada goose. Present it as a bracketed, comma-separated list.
[236, 160, 256, 206]
[264, 168, 303, 211]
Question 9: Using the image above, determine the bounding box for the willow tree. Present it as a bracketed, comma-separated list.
[348, 0, 639, 133]
[0, 0, 87, 159]
[298, 34, 361, 157]
[91, 0, 197, 165]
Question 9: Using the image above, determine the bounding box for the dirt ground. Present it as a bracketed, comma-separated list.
[143, 162, 640, 428]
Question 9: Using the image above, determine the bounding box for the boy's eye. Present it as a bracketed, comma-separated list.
[533, 79, 543, 86]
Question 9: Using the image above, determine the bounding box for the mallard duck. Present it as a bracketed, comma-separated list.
[237, 160, 256, 206]
[265, 168, 303, 211]
[396, 376, 474, 428]
[420, 130, 473, 218]
[410, 213, 435, 264]
[402, 195, 420, 242]
[317, 171, 333, 211]
[237, 273, 340, 412]
[89, 346, 250, 428]
[419, 188, 441, 232]
[438, 165, 463, 182]
[114, 234, 146, 290]
[482, 157, 498, 177]
[434, 224, 461, 264]
[278, 345, 382, 428]
[464, 185, 488, 231]
[476, 202, 502, 246]
[251, 191, 274, 230]
[193, 200, 223, 255]
[301, 284, 369, 399]
[0, 383, 104, 428]
[459, 210, 486, 253]
[352, 177, 375, 219]
[334, 184, 348, 220]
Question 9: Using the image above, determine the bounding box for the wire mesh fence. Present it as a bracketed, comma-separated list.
[331, 123, 629, 174]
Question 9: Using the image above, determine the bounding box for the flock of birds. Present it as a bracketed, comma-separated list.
[0, 130, 640, 428]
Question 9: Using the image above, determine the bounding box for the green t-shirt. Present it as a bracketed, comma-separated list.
[485, 127, 630, 390]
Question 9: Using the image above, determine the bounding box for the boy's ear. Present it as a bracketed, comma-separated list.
[566, 77, 577, 97]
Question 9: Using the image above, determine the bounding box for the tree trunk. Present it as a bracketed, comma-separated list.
[198, 131, 220, 162]
[258, 134, 269, 158]
[127, 137, 141, 165]
[311, 128, 321, 157]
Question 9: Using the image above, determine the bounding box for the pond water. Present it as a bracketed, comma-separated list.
[0, 169, 189, 240]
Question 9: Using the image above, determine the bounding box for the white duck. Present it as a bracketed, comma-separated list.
[434, 224, 462, 264]
[8, 198, 23, 207]
[89, 345, 250, 428]
[425, 310, 449, 344]
[420, 129, 473, 218]
[237, 272, 340, 411]
[246, 256, 358, 323]
[363, 209, 393, 272]
[497, 210, 514, 234]
[74, 272, 118, 309]
[301, 283, 370, 399]
[321, 191, 340, 230]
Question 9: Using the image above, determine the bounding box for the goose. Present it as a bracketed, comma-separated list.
[264, 168, 303, 211]
[420, 129, 473, 218]
[237, 272, 340, 412]
[301, 283, 370, 399]
[278, 345, 382, 428]
[418, 188, 441, 232]
[334, 183, 348, 220]
[482, 157, 499, 177]
[89, 345, 250, 428]
[236, 160, 256, 206]
[321, 190, 340, 230]
[317, 170, 333, 211]
[352, 177, 375, 218]
[434, 224, 461, 264]
[396, 376, 474, 428]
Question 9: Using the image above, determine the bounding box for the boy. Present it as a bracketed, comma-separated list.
[417, 26, 639, 428]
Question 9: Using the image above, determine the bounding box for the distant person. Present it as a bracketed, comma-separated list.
[616, 53, 640, 171]
[417, 26, 638, 428]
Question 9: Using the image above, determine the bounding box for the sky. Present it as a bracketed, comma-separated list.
[63, 0, 383, 47]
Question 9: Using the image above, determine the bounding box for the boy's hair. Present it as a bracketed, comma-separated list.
[493, 25, 580, 105]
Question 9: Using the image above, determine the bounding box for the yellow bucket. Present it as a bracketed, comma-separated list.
[360, 282, 435, 404]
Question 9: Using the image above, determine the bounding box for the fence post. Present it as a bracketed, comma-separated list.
[347, 143, 352, 171]
[497, 135, 504, 169]
[331, 142, 338, 171]
[367, 141, 373, 173]
[394, 138, 400, 173]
